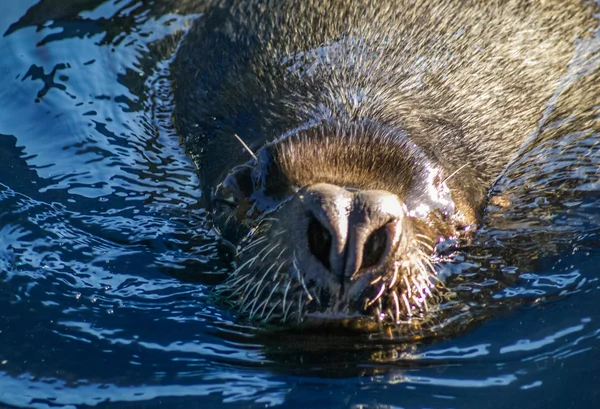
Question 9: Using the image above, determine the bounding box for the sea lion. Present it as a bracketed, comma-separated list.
[172, 0, 599, 333]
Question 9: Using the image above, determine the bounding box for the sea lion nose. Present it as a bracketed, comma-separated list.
[344, 190, 404, 279]
[302, 183, 405, 280]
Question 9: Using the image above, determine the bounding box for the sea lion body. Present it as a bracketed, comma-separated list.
[173, 0, 598, 332]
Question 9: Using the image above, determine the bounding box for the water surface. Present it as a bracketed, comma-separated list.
[1, 1, 600, 408]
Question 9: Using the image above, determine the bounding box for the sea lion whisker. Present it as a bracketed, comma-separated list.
[226, 272, 254, 290]
[402, 263, 412, 297]
[237, 243, 265, 257]
[245, 227, 263, 241]
[413, 258, 432, 289]
[297, 292, 304, 322]
[282, 288, 294, 323]
[230, 261, 255, 279]
[409, 275, 423, 302]
[402, 274, 412, 298]
[249, 296, 270, 320]
[250, 261, 279, 301]
[282, 280, 292, 320]
[415, 267, 433, 295]
[293, 253, 314, 302]
[240, 280, 264, 308]
[224, 212, 235, 229]
[366, 283, 386, 307]
[421, 294, 430, 312]
[238, 237, 268, 254]
[370, 276, 383, 285]
[401, 293, 412, 317]
[260, 281, 281, 318]
[421, 256, 441, 284]
[388, 262, 399, 287]
[415, 233, 433, 242]
[418, 252, 436, 274]
[247, 255, 260, 268]
[392, 291, 401, 323]
[415, 281, 432, 304]
[273, 261, 286, 279]
[416, 240, 434, 251]
[224, 283, 245, 299]
[260, 242, 281, 261]
[274, 248, 287, 264]
[252, 243, 277, 263]
[297, 271, 313, 302]
[231, 255, 259, 276]
[442, 163, 469, 184]
[233, 133, 257, 160]
[263, 299, 283, 323]
[241, 292, 260, 314]
[411, 277, 426, 299]
[228, 278, 252, 297]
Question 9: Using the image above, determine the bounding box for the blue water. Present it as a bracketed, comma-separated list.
[1, 1, 600, 408]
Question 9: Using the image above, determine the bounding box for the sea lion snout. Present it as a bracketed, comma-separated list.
[211, 126, 451, 324]
[298, 183, 409, 285]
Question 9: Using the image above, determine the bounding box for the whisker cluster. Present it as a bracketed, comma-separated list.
[216, 216, 442, 331]
[373, 233, 440, 325]
[216, 218, 314, 324]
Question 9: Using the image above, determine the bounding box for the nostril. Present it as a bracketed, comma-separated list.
[361, 225, 388, 270]
[307, 216, 332, 270]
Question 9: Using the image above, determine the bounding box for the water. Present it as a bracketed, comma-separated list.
[0, 1, 599, 408]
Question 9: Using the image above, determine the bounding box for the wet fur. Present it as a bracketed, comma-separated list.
[173, 0, 599, 330]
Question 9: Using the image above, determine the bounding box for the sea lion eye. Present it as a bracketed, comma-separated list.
[212, 164, 258, 243]
[231, 164, 255, 198]
[213, 164, 255, 208]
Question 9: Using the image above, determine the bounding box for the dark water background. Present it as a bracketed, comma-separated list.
[1, 1, 600, 408]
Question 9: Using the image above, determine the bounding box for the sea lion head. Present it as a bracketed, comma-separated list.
[213, 119, 476, 332]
